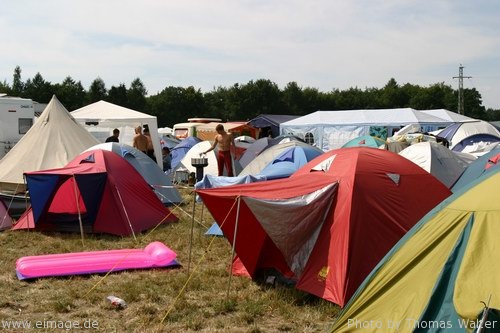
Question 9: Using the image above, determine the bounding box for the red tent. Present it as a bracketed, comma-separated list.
[13, 150, 177, 236]
[197, 147, 452, 306]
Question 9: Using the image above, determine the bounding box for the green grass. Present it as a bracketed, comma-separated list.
[0, 188, 338, 332]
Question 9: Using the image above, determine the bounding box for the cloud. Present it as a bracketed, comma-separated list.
[1, 0, 499, 108]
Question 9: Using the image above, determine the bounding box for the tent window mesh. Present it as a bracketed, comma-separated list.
[305, 132, 315, 145]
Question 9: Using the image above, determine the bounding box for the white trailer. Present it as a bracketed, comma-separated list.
[0, 94, 35, 159]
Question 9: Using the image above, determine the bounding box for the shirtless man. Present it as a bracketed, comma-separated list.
[143, 127, 156, 162]
[204, 124, 235, 176]
[132, 126, 149, 154]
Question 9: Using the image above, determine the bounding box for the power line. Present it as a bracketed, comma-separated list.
[453, 64, 472, 115]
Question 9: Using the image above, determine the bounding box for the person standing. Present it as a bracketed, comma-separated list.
[162, 147, 172, 172]
[132, 126, 148, 154]
[105, 128, 120, 143]
[143, 127, 157, 162]
[204, 124, 235, 176]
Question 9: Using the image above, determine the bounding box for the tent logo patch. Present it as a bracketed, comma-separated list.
[386, 173, 400, 185]
[318, 266, 329, 281]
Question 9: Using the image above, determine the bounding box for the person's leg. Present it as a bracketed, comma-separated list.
[223, 151, 233, 176]
[217, 150, 224, 176]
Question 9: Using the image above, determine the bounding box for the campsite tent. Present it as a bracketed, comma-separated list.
[159, 134, 180, 150]
[233, 135, 256, 160]
[451, 134, 500, 153]
[0, 200, 13, 231]
[451, 147, 500, 192]
[238, 141, 323, 179]
[248, 114, 299, 138]
[197, 147, 451, 306]
[238, 138, 273, 169]
[419, 109, 477, 123]
[341, 135, 386, 148]
[85, 143, 182, 205]
[13, 150, 178, 236]
[398, 142, 473, 188]
[331, 167, 500, 332]
[280, 108, 451, 151]
[238, 135, 305, 169]
[0, 95, 100, 193]
[170, 136, 201, 171]
[175, 141, 221, 176]
[71, 100, 164, 170]
[436, 120, 500, 149]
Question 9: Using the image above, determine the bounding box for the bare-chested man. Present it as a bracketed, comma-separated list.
[132, 126, 148, 154]
[204, 124, 235, 176]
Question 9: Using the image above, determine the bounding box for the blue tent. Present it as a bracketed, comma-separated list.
[239, 141, 323, 180]
[451, 147, 500, 192]
[205, 222, 224, 236]
[170, 136, 201, 171]
[451, 134, 500, 152]
[258, 145, 322, 179]
[238, 135, 305, 169]
[342, 135, 386, 148]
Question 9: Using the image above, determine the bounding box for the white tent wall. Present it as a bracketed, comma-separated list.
[323, 126, 368, 151]
[280, 109, 452, 151]
[71, 101, 163, 170]
[176, 141, 219, 176]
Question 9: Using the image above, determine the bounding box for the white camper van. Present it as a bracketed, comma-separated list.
[0, 95, 35, 159]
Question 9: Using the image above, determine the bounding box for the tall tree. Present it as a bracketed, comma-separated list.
[12, 66, 24, 96]
[235, 79, 283, 120]
[203, 87, 230, 121]
[282, 82, 304, 115]
[87, 77, 107, 103]
[23, 72, 54, 103]
[54, 76, 86, 110]
[148, 86, 204, 127]
[127, 78, 147, 111]
[0, 80, 11, 95]
[463, 88, 486, 119]
[107, 83, 128, 107]
[379, 78, 410, 108]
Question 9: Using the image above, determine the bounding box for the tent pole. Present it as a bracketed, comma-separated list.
[72, 175, 85, 247]
[187, 190, 196, 275]
[115, 186, 137, 241]
[199, 202, 205, 238]
[226, 195, 242, 300]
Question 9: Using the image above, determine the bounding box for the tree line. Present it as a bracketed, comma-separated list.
[1, 66, 499, 128]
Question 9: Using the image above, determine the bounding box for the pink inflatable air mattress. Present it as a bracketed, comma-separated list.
[16, 241, 178, 280]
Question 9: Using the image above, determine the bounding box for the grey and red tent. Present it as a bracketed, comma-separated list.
[197, 147, 451, 306]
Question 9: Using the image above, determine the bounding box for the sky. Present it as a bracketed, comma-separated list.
[1, 0, 499, 109]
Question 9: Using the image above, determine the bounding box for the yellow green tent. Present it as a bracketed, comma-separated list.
[331, 168, 500, 332]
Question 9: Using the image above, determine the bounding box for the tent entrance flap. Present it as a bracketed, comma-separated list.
[33, 173, 107, 229]
[243, 182, 338, 277]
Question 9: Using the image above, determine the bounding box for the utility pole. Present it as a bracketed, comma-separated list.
[453, 64, 472, 115]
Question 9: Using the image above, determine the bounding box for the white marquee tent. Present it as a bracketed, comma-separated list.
[280, 108, 451, 151]
[71, 101, 163, 170]
[418, 109, 477, 123]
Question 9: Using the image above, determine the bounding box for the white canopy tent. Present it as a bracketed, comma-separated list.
[418, 109, 477, 123]
[71, 101, 163, 169]
[280, 108, 451, 151]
